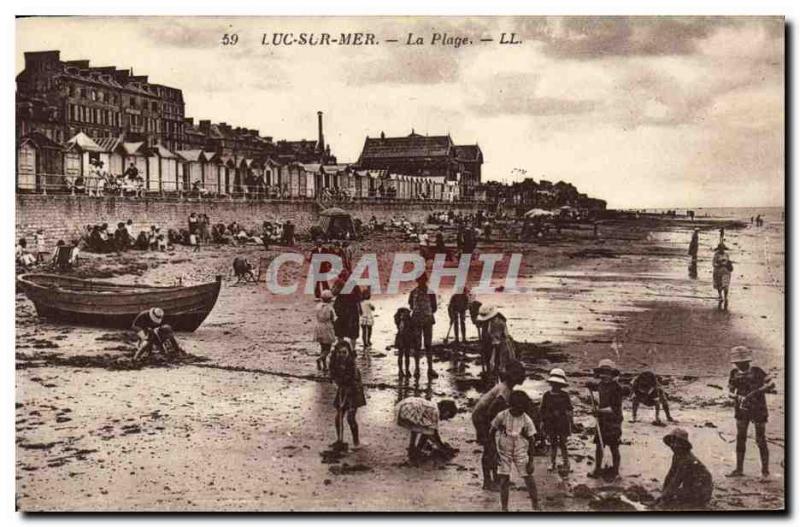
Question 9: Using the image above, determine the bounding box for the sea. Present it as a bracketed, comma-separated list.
[644, 206, 785, 224]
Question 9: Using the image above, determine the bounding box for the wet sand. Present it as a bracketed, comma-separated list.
[16, 214, 785, 511]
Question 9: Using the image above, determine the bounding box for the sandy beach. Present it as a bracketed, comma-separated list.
[15, 211, 785, 512]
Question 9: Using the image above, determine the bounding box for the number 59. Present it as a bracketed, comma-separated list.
[221, 33, 239, 46]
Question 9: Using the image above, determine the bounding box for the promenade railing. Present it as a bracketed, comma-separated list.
[16, 174, 484, 205]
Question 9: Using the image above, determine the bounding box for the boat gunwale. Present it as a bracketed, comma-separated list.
[17, 273, 220, 297]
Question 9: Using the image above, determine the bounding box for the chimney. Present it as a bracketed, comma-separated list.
[317, 111, 325, 153]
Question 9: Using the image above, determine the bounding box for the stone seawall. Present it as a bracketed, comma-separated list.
[15, 194, 485, 243]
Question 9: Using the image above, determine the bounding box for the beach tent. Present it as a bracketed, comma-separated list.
[319, 207, 357, 239]
[524, 208, 556, 218]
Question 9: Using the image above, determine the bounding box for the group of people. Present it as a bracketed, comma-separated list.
[309, 264, 773, 511]
[70, 160, 146, 198]
[84, 220, 169, 253]
[184, 213, 297, 249]
[15, 230, 74, 270]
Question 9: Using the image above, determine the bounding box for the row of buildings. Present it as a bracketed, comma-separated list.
[17, 131, 461, 202]
[16, 49, 604, 211]
[15, 50, 483, 192]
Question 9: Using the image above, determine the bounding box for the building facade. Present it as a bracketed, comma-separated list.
[356, 131, 482, 194]
[16, 51, 185, 149]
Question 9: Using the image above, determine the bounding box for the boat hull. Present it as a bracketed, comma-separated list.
[17, 274, 222, 332]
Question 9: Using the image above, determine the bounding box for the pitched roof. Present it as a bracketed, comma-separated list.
[122, 141, 147, 156]
[360, 133, 454, 160]
[65, 132, 103, 153]
[153, 144, 177, 158]
[19, 131, 63, 151]
[176, 149, 203, 162]
[454, 144, 482, 162]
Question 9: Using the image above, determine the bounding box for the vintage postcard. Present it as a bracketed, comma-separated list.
[14, 16, 784, 512]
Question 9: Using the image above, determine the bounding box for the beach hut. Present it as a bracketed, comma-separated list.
[121, 141, 151, 188]
[17, 131, 64, 192]
[154, 144, 179, 193]
[94, 136, 125, 177]
[262, 159, 281, 188]
[319, 207, 357, 239]
[176, 150, 203, 192]
[64, 132, 103, 182]
[202, 151, 221, 195]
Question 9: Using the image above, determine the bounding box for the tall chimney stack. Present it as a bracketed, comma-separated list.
[317, 111, 325, 155]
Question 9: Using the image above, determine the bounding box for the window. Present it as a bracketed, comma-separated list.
[151, 101, 158, 112]
[91, 90, 97, 101]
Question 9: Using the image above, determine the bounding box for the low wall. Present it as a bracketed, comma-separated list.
[15, 194, 485, 243]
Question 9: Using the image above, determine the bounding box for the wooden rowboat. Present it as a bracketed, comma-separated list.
[17, 274, 222, 332]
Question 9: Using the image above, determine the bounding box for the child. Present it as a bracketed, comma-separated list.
[712, 243, 733, 311]
[490, 390, 540, 511]
[394, 307, 415, 377]
[540, 368, 573, 473]
[34, 229, 46, 264]
[631, 370, 674, 424]
[329, 339, 366, 450]
[471, 360, 527, 490]
[396, 396, 458, 461]
[656, 428, 713, 509]
[359, 287, 376, 351]
[587, 358, 625, 480]
[726, 345, 774, 478]
[314, 290, 337, 371]
[448, 290, 469, 343]
[468, 298, 484, 341]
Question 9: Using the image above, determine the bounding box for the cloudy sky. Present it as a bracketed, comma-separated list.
[17, 16, 784, 208]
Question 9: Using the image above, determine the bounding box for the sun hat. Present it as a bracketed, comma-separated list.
[320, 290, 334, 302]
[594, 358, 620, 376]
[663, 427, 692, 450]
[547, 368, 568, 385]
[729, 345, 753, 364]
[148, 307, 164, 325]
[476, 304, 499, 322]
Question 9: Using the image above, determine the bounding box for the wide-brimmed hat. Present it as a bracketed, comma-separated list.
[594, 358, 620, 376]
[716, 242, 728, 251]
[149, 307, 164, 325]
[320, 290, 334, 302]
[547, 368, 568, 385]
[663, 427, 692, 450]
[476, 304, 499, 322]
[729, 345, 753, 364]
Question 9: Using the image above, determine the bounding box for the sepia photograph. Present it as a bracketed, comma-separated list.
[13, 15, 785, 513]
